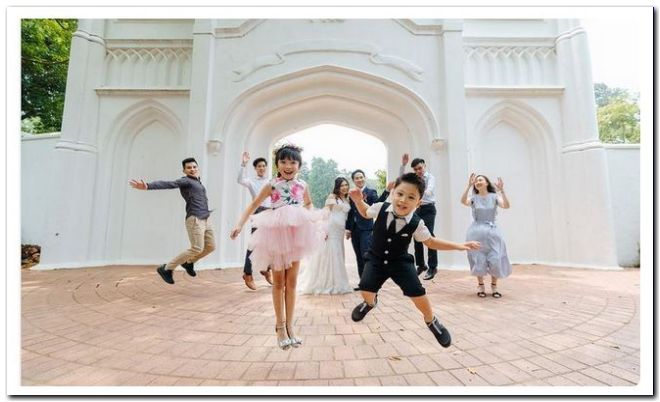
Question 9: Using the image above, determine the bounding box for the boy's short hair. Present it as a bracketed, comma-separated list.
[181, 157, 197, 168]
[351, 169, 366, 180]
[253, 157, 267, 168]
[410, 158, 425, 168]
[395, 172, 426, 198]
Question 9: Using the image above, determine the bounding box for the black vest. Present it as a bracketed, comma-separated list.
[368, 202, 421, 263]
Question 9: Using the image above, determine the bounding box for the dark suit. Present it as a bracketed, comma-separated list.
[346, 188, 390, 278]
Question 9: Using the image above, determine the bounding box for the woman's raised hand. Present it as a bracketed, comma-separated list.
[496, 177, 504, 192]
[468, 173, 476, 187]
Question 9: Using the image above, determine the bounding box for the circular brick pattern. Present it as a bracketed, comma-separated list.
[21, 264, 640, 387]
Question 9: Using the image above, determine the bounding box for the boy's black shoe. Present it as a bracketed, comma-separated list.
[423, 268, 437, 281]
[157, 265, 174, 284]
[416, 265, 428, 275]
[181, 262, 196, 277]
[351, 295, 378, 322]
[427, 316, 451, 348]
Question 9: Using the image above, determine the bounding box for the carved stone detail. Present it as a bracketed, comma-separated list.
[233, 40, 424, 82]
[464, 45, 557, 86]
[104, 47, 192, 88]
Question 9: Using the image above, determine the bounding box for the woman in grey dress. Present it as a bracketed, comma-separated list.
[460, 173, 511, 298]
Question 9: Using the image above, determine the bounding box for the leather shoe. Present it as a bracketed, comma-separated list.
[242, 274, 257, 290]
[156, 265, 174, 285]
[260, 269, 273, 285]
[181, 262, 196, 277]
[416, 265, 428, 275]
[423, 269, 437, 281]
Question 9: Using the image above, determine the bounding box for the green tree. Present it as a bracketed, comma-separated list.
[594, 83, 640, 144]
[373, 169, 387, 194]
[594, 82, 629, 108]
[21, 19, 77, 133]
[306, 157, 342, 208]
[597, 99, 640, 144]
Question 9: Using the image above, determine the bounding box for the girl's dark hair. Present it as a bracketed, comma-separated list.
[274, 144, 303, 165]
[395, 172, 426, 198]
[332, 177, 349, 199]
[252, 157, 267, 168]
[473, 175, 496, 194]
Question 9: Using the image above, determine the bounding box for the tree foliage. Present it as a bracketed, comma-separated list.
[21, 19, 77, 133]
[594, 82, 640, 144]
[303, 157, 343, 208]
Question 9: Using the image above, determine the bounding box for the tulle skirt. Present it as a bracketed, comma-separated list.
[248, 205, 327, 271]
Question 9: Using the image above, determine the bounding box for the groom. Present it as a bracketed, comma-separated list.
[346, 169, 390, 290]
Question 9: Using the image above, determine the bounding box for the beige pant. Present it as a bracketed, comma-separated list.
[166, 215, 216, 270]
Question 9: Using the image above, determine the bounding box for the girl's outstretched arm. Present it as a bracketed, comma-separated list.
[230, 184, 272, 239]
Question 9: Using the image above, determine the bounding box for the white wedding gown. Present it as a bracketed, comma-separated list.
[298, 195, 353, 295]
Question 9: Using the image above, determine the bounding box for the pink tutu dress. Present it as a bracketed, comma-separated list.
[248, 177, 326, 271]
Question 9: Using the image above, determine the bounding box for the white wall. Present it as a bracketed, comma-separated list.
[605, 145, 640, 267]
[21, 133, 60, 245]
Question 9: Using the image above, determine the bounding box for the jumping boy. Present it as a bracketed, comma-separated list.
[348, 172, 480, 347]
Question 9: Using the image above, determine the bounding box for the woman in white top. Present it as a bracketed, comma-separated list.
[298, 177, 353, 295]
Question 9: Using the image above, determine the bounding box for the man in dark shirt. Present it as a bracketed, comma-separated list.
[130, 157, 215, 285]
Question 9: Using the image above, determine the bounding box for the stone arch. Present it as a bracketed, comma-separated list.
[210, 65, 441, 265]
[470, 100, 563, 264]
[91, 100, 186, 262]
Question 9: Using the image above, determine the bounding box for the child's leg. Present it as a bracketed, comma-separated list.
[271, 267, 287, 344]
[409, 295, 434, 323]
[284, 261, 302, 345]
[361, 291, 377, 306]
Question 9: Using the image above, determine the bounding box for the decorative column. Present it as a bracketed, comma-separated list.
[438, 20, 472, 269]
[555, 19, 618, 267]
[39, 19, 106, 267]
[188, 19, 221, 268]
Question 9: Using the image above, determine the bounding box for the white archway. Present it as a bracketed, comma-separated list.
[210, 65, 441, 266]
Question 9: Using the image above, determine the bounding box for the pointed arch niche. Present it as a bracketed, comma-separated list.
[470, 100, 564, 264]
[91, 100, 187, 263]
[211, 65, 441, 265]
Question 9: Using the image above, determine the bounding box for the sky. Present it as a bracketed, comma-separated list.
[283, 17, 644, 178]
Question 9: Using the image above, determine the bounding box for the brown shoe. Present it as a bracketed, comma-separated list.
[260, 269, 273, 286]
[242, 274, 257, 290]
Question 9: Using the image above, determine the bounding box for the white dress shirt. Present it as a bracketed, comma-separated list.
[237, 165, 272, 208]
[366, 202, 432, 242]
[399, 164, 436, 205]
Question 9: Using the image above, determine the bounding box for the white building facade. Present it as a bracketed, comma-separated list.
[22, 18, 640, 270]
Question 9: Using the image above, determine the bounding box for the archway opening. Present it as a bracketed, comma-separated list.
[274, 123, 388, 208]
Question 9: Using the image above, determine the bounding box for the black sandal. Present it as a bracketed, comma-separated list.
[491, 283, 502, 298]
[477, 283, 486, 298]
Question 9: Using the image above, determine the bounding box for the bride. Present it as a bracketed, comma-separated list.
[298, 177, 353, 295]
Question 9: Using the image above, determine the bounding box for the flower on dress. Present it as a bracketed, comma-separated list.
[290, 182, 304, 200]
[271, 190, 281, 203]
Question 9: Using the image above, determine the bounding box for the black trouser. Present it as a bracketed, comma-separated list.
[351, 229, 373, 279]
[243, 206, 269, 275]
[414, 203, 437, 270]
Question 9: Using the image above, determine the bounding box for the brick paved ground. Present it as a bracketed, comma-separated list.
[21, 259, 640, 388]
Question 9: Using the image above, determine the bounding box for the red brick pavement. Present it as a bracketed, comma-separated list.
[20, 260, 640, 389]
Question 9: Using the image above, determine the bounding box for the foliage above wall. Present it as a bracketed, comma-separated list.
[21, 19, 77, 134]
[594, 82, 640, 144]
